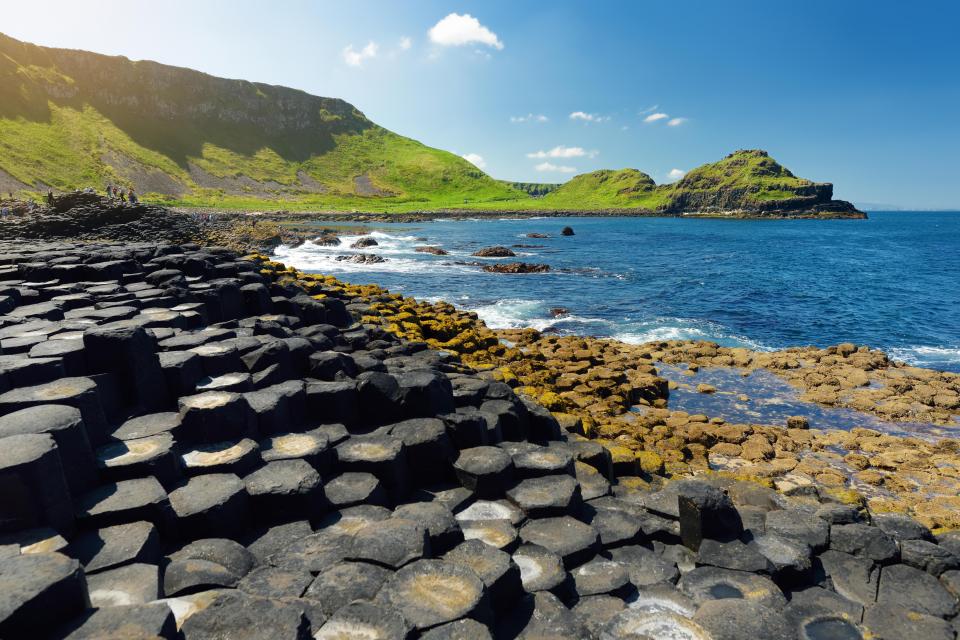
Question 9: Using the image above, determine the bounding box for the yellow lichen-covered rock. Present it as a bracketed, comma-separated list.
[636, 450, 664, 476]
[538, 391, 566, 412]
[822, 486, 867, 507]
[236, 251, 960, 515]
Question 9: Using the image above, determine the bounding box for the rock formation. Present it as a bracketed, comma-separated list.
[0, 238, 955, 639]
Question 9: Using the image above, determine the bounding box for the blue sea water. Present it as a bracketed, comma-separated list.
[274, 212, 960, 373]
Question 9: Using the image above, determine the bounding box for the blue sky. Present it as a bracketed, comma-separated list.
[4, 0, 959, 208]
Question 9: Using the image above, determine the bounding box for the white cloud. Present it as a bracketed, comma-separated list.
[461, 153, 487, 169]
[527, 146, 596, 159]
[510, 113, 548, 124]
[343, 41, 378, 67]
[399, 36, 412, 51]
[535, 162, 577, 173]
[569, 111, 609, 123]
[667, 117, 687, 126]
[429, 13, 503, 50]
[638, 105, 660, 115]
[667, 168, 686, 182]
[644, 112, 669, 123]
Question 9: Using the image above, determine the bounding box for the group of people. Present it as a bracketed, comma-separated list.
[105, 184, 138, 203]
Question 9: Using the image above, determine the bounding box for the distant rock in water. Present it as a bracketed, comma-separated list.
[351, 236, 379, 249]
[472, 246, 516, 258]
[336, 253, 386, 264]
[526, 233, 550, 238]
[414, 246, 448, 255]
[561, 226, 575, 236]
[550, 307, 570, 317]
[482, 262, 550, 274]
[312, 233, 340, 246]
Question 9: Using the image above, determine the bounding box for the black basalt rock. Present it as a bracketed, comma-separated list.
[676, 480, 742, 551]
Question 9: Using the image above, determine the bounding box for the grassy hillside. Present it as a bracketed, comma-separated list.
[0, 32, 523, 209]
[672, 149, 814, 201]
[537, 168, 670, 209]
[0, 34, 857, 215]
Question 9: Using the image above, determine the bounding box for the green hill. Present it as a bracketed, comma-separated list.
[518, 150, 861, 216]
[0, 34, 860, 216]
[537, 168, 669, 209]
[0, 32, 522, 209]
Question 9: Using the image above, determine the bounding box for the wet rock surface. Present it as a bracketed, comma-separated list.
[0, 239, 957, 639]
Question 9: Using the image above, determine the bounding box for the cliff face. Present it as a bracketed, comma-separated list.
[0, 33, 519, 205]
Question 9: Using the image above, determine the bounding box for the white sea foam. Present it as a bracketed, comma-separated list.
[468, 299, 613, 332]
[273, 232, 475, 275]
[613, 318, 771, 351]
[887, 345, 960, 368]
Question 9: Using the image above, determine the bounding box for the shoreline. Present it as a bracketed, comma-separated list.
[252, 253, 960, 529]
[3, 193, 959, 524]
[170, 206, 868, 223]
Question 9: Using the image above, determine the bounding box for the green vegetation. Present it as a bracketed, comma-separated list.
[536, 169, 671, 210]
[0, 33, 850, 215]
[0, 32, 522, 209]
[673, 149, 816, 203]
[501, 181, 561, 197]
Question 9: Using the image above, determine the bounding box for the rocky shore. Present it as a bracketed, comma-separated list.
[0, 196, 956, 638]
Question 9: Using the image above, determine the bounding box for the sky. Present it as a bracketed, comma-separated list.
[3, 0, 959, 208]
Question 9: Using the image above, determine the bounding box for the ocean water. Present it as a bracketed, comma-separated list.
[274, 212, 960, 373]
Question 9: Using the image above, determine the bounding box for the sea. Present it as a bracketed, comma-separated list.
[274, 212, 960, 374]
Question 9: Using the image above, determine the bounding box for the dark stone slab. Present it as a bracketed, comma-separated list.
[239, 565, 314, 599]
[677, 480, 743, 551]
[607, 544, 681, 586]
[830, 523, 899, 563]
[313, 601, 410, 640]
[66, 521, 159, 574]
[86, 562, 159, 606]
[444, 539, 522, 609]
[168, 473, 249, 540]
[693, 598, 792, 640]
[0, 376, 108, 444]
[378, 559, 490, 630]
[877, 563, 959, 618]
[678, 565, 786, 608]
[55, 603, 178, 640]
[863, 603, 954, 640]
[304, 560, 393, 617]
[0, 552, 89, 637]
[179, 590, 310, 639]
[348, 517, 429, 569]
[244, 459, 325, 522]
[519, 516, 600, 569]
[816, 550, 880, 606]
[453, 446, 514, 498]
[0, 433, 75, 533]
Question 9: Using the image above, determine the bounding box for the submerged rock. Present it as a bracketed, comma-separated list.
[335, 253, 386, 264]
[482, 262, 550, 274]
[414, 246, 449, 255]
[472, 246, 516, 257]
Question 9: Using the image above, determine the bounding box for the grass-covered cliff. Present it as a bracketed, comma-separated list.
[0, 33, 522, 209]
[0, 34, 861, 216]
[530, 150, 862, 216]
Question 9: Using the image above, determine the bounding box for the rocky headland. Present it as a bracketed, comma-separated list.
[0, 196, 956, 639]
